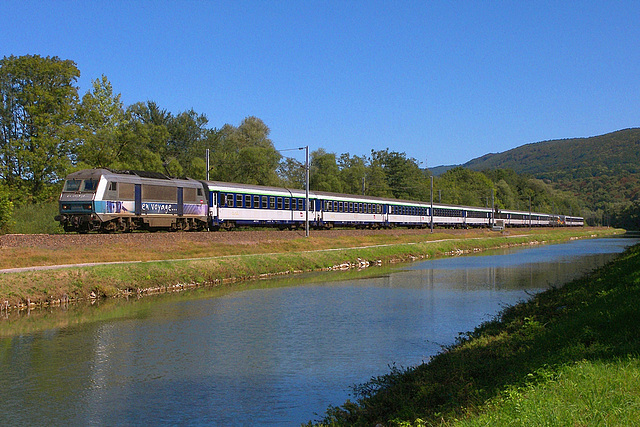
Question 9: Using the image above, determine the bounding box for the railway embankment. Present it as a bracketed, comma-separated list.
[310, 236, 640, 426]
[0, 227, 622, 313]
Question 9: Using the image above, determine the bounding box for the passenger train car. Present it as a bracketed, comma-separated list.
[55, 169, 584, 232]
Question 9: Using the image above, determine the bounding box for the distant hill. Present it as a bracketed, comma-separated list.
[463, 128, 640, 179]
[432, 129, 640, 210]
[429, 164, 460, 176]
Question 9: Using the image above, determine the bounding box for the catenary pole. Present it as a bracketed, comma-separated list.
[430, 175, 434, 233]
[303, 145, 309, 238]
[206, 149, 210, 181]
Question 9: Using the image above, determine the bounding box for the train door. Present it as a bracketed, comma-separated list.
[135, 184, 142, 215]
[210, 191, 219, 224]
[177, 187, 184, 216]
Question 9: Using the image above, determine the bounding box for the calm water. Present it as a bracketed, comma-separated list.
[0, 238, 636, 426]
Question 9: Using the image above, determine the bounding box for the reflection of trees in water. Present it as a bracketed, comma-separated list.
[389, 253, 617, 292]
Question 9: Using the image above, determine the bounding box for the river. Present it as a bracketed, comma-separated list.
[0, 237, 636, 426]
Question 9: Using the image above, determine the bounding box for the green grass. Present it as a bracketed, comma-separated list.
[10, 201, 63, 234]
[455, 358, 640, 426]
[311, 241, 640, 426]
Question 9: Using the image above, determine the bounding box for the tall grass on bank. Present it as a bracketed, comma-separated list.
[10, 202, 62, 234]
[456, 358, 640, 426]
[312, 242, 640, 426]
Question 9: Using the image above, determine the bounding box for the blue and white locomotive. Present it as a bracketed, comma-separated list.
[55, 169, 208, 232]
[55, 169, 584, 232]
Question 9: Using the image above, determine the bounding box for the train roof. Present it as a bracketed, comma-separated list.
[64, 169, 201, 187]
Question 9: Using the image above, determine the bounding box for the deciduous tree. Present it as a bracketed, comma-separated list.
[0, 54, 80, 201]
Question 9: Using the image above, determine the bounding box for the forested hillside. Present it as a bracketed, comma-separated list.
[460, 129, 640, 227]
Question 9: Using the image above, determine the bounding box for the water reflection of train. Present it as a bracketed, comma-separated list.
[55, 169, 585, 233]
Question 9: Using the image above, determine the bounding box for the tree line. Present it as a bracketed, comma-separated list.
[0, 54, 580, 231]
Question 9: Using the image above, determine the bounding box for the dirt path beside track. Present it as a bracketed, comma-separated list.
[0, 228, 472, 250]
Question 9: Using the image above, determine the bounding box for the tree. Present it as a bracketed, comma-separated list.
[76, 75, 125, 169]
[338, 153, 367, 195]
[278, 157, 305, 188]
[310, 148, 343, 192]
[208, 117, 281, 185]
[166, 109, 210, 178]
[0, 55, 80, 201]
[435, 167, 494, 206]
[370, 149, 429, 200]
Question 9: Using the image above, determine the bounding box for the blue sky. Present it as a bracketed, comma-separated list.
[3, 1, 639, 167]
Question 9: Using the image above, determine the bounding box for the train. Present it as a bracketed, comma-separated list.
[55, 168, 584, 233]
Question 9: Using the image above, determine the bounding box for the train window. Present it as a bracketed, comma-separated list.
[236, 194, 243, 207]
[197, 188, 203, 197]
[300, 199, 305, 210]
[63, 179, 82, 192]
[284, 198, 290, 210]
[82, 179, 98, 192]
[262, 196, 268, 209]
[108, 182, 117, 192]
[338, 202, 343, 212]
[277, 198, 283, 209]
[349, 202, 353, 212]
[269, 197, 275, 209]
[226, 194, 234, 207]
[245, 195, 251, 207]
[254, 195, 260, 208]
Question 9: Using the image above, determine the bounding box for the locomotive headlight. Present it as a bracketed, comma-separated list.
[62, 204, 69, 210]
[84, 204, 92, 210]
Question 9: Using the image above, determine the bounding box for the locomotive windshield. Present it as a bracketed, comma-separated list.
[63, 178, 99, 193]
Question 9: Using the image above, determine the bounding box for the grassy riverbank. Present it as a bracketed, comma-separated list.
[310, 238, 640, 426]
[0, 227, 621, 310]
